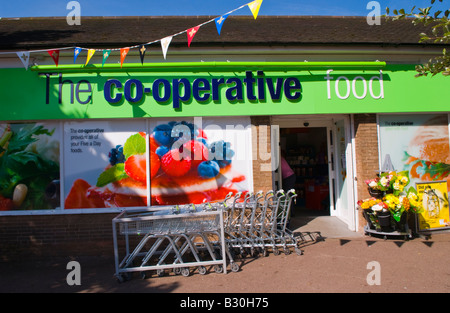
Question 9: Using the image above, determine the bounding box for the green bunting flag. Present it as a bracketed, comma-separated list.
[102, 50, 111, 67]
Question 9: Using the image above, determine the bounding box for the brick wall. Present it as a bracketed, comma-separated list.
[353, 114, 380, 232]
[250, 116, 274, 193]
[0, 213, 117, 261]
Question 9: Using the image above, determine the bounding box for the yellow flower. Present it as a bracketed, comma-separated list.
[384, 194, 400, 210]
[401, 196, 410, 211]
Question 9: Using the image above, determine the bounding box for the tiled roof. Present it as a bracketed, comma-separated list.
[0, 15, 445, 50]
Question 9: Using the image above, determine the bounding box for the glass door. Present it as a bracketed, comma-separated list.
[331, 116, 356, 230]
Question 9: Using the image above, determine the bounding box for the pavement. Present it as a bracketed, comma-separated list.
[1, 215, 450, 294]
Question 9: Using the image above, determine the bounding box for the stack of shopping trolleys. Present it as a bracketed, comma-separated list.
[112, 189, 301, 282]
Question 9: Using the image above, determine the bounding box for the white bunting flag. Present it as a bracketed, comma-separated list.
[161, 36, 172, 60]
[17, 51, 31, 70]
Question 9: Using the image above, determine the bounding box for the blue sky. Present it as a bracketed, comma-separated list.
[0, 0, 447, 18]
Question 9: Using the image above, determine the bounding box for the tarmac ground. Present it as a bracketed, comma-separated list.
[1, 215, 449, 294]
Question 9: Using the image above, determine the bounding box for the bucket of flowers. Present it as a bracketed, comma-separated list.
[383, 187, 424, 231]
[357, 197, 387, 230]
[365, 178, 385, 198]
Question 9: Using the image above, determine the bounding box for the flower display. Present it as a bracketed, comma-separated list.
[359, 171, 423, 232]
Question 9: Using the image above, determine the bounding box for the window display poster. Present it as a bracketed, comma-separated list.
[416, 181, 450, 231]
[63, 120, 148, 209]
[1, 117, 253, 211]
[379, 114, 450, 192]
[0, 122, 61, 211]
[149, 117, 252, 205]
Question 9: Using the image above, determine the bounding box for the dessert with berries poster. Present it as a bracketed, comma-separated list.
[149, 117, 252, 205]
[63, 120, 148, 209]
[62, 117, 252, 209]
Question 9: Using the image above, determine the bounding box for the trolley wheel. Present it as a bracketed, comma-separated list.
[181, 268, 190, 277]
[230, 262, 240, 272]
[239, 249, 247, 258]
[116, 272, 132, 283]
[156, 269, 165, 277]
[284, 247, 290, 255]
[262, 248, 268, 257]
[173, 267, 181, 275]
[251, 248, 259, 258]
[273, 247, 279, 256]
[198, 266, 207, 275]
[116, 274, 125, 283]
[295, 248, 303, 256]
[214, 264, 223, 273]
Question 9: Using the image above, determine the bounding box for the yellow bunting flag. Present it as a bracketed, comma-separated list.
[85, 49, 95, 66]
[120, 47, 129, 68]
[248, 0, 263, 19]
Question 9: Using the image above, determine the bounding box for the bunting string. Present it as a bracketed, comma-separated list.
[6, 0, 263, 69]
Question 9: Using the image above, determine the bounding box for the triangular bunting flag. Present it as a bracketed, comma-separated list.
[16, 51, 30, 70]
[47, 49, 60, 67]
[187, 26, 200, 47]
[102, 50, 111, 67]
[215, 14, 229, 35]
[74, 47, 82, 63]
[120, 48, 129, 68]
[85, 49, 95, 66]
[161, 36, 172, 59]
[139, 45, 146, 65]
[248, 0, 263, 19]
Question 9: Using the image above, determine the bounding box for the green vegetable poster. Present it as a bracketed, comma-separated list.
[0, 122, 60, 211]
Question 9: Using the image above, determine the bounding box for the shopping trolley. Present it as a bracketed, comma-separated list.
[221, 189, 302, 258]
[269, 189, 301, 255]
[112, 206, 228, 282]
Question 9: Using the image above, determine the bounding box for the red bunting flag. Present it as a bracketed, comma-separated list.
[187, 26, 200, 47]
[47, 49, 60, 67]
[120, 47, 129, 68]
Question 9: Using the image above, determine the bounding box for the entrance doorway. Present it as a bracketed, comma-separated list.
[280, 127, 330, 216]
[271, 115, 356, 231]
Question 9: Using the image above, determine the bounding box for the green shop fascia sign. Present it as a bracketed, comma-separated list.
[0, 62, 448, 121]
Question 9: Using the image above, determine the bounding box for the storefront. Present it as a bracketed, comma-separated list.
[1, 15, 449, 259]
